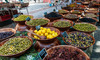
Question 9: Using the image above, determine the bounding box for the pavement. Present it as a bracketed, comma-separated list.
[0, 3, 100, 60]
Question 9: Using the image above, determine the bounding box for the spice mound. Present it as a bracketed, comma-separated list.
[64, 14, 78, 19]
[0, 37, 32, 55]
[0, 31, 14, 39]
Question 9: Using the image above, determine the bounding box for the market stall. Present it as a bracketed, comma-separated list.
[0, 0, 100, 60]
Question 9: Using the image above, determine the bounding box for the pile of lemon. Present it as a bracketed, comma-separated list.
[33, 27, 58, 39]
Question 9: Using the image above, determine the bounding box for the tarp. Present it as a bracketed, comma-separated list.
[43, 0, 51, 3]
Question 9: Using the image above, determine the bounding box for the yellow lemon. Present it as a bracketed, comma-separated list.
[40, 27, 43, 30]
[34, 35, 38, 39]
[34, 30, 38, 33]
[40, 34, 44, 36]
[45, 33, 48, 36]
[41, 30, 45, 34]
[47, 35, 53, 39]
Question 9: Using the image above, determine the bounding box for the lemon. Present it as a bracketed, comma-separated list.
[42, 30, 45, 34]
[40, 34, 44, 36]
[40, 27, 43, 30]
[47, 35, 53, 39]
[34, 35, 38, 39]
[34, 30, 38, 33]
[45, 33, 48, 36]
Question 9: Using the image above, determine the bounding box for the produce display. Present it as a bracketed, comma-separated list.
[85, 13, 97, 18]
[71, 10, 81, 14]
[65, 32, 94, 48]
[26, 19, 49, 26]
[64, 14, 78, 19]
[14, 15, 33, 21]
[0, 31, 14, 39]
[44, 46, 87, 60]
[33, 27, 58, 39]
[45, 12, 62, 18]
[53, 21, 71, 28]
[79, 18, 96, 23]
[73, 23, 96, 32]
[58, 10, 68, 14]
[0, 37, 32, 55]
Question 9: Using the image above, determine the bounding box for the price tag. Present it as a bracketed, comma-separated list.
[34, 48, 47, 60]
[26, 17, 31, 21]
[36, 25, 40, 31]
[61, 31, 68, 38]
[13, 14, 18, 18]
[77, 2, 81, 5]
[44, 12, 47, 15]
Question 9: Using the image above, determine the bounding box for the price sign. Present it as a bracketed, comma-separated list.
[36, 25, 40, 31]
[26, 17, 31, 21]
[13, 14, 18, 18]
[34, 48, 47, 60]
[62, 31, 68, 38]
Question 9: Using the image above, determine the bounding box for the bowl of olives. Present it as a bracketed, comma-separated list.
[71, 10, 82, 15]
[84, 13, 98, 18]
[79, 17, 98, 25]
[44, 12, 62, 22]
[43, 45, 90, 60]
[63, 32, 95, 49]
[73, 23, 97, 34]
[58, 10, 69, 15]
[52, 19, 73, 31]
[0, 28, 16, 42]
[0, 36, 33, 57]
[63, 14, 78, 21]
[25, 18, 50, 29]
[12, 15, 33, 25]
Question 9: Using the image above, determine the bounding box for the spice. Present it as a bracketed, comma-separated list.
[72, 10, 81, 14]
[26, 19, 49, 26]
[73, 23, 96, 32]
[53, 21, 71, 28]
[14, 15, 33, 21]
[65, 32, 94, 48]
[0, 37, 32, 55]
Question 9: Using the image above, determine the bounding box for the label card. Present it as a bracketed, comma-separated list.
[13, 14, 18, 18]
[26, 17, 31, 21]
[36, 25, 40, 31]
[61, 31, 68, 38]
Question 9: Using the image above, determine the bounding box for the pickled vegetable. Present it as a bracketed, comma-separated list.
[73, 23, 96, 32]
[0, 37, 32, 55]
[65, 32, 94, 48]
[14, 15, 33, 21]
[53, 21, 71, 28]
[26, 19, 49, 26]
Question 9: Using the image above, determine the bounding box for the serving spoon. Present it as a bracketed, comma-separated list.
[25, 29, 46, 39]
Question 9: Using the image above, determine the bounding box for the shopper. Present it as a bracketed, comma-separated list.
[34, 0, 36, 3]
[54, 0, 58, 9]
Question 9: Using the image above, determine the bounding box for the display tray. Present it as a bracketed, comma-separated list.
[0, 29, 94, 60]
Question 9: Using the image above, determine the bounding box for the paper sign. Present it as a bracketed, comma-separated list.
[36, 25, 40, 31]
[61, 31, 68, 38]
[26, 17, 31, 21]
[77, 2, 81, 4]
[34, 48, 47, 60]
[38, 48, 47, 59]
[13, 14, 18, 18]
